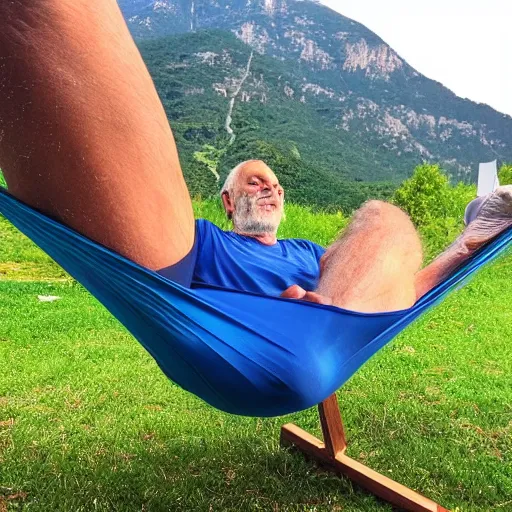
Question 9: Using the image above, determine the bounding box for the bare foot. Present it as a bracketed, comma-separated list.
[281, 284, 333, 305]
[461, 185, 512, 252]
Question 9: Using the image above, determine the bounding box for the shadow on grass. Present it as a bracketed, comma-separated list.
[2, 433, 392, 512]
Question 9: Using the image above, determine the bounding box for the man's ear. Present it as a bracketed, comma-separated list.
[221, 191, 235, 220]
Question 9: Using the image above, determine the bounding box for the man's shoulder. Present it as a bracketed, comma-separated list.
[196, 218, 227, 236]
[196, 218, 218, 228]
[280, 237, 325, 257]
[195, 218, 238, 247]
[195, 219, 325, 257]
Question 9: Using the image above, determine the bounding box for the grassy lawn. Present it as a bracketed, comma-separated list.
[1, 204, 511, 511]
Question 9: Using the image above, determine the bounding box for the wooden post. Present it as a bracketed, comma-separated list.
[280, 394, 449, 512]
[318, 393, 346, 457]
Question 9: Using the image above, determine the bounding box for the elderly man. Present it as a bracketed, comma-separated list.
[1, 0, 511, 314]
[192, 158, 512, 312]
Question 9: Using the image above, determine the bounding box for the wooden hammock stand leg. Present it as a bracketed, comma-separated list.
[280, 394, 449, 512]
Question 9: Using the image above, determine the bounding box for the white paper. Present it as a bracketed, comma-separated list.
[38, 295, 61, 302]
[477, 160, 499, 197]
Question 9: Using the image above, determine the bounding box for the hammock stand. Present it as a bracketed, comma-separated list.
[281, 394, 448, 512]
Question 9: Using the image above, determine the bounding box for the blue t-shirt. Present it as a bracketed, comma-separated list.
[192, 219, 325, 296]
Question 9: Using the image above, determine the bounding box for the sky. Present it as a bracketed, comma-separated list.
[320, 0, 512, 117]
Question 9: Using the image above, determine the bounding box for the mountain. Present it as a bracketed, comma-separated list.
[117, 0, 512, 205]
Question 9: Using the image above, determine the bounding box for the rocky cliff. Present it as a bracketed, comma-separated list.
[118, 0, 512, 185]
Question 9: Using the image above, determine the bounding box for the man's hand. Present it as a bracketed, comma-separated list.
[281, 284, 333, 305]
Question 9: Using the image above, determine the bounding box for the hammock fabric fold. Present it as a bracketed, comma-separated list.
[1, 188, 511, 417]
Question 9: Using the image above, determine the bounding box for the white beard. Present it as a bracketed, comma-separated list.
[232, 193, 283, 235]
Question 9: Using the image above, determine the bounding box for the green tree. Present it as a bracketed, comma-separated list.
[393, 164, 478, 260]
[392, 164, 451, 227]
[0, 170, 6, 189]
[498, 163, 512, 185]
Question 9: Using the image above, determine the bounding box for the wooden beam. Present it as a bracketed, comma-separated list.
[280, 396, 450, 512]
[318, 394, 346, 457]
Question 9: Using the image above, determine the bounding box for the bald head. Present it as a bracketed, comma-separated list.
[221, 160, 275, 196]
[221, 160, 284, 236]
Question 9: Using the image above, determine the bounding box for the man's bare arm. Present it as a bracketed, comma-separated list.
[415, 186, 512, 299]
[0, 0, 194, 270]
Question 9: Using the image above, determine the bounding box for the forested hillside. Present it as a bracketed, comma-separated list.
[140, 31, 395, 211]
[118, 0, 512, 200]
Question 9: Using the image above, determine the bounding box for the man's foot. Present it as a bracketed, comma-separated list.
[464, 194, 490, 226]
[461, 185, 512, 252]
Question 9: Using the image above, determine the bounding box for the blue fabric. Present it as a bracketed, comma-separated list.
[193, 219, 325, 295]
[1, 187, 511, 417]
[157, 236, 198, 287]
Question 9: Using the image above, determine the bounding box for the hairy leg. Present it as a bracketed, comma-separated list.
[0, 0, 194, 270]
[287, 201, 424, 313]
[318, 201, 423, 312]
[284, 187, 512, 312]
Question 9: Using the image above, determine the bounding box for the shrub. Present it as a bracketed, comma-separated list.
[392, 164, 451, 228]
[393, 164, 476, 261]
[498, 163, 512, 185]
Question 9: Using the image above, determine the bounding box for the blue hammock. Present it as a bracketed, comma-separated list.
[1, 188, 511, 417]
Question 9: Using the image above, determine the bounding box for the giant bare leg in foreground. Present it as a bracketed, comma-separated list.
[0, 0, 194, 271]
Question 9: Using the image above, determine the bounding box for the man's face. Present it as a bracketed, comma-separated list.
[224, 161, 284, 235]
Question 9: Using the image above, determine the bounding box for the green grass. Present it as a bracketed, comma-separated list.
[1, 202, 512, 511]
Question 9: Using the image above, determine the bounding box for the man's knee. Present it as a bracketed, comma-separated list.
[342, 200, 423, 272]
[354, 200, 411, 227]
